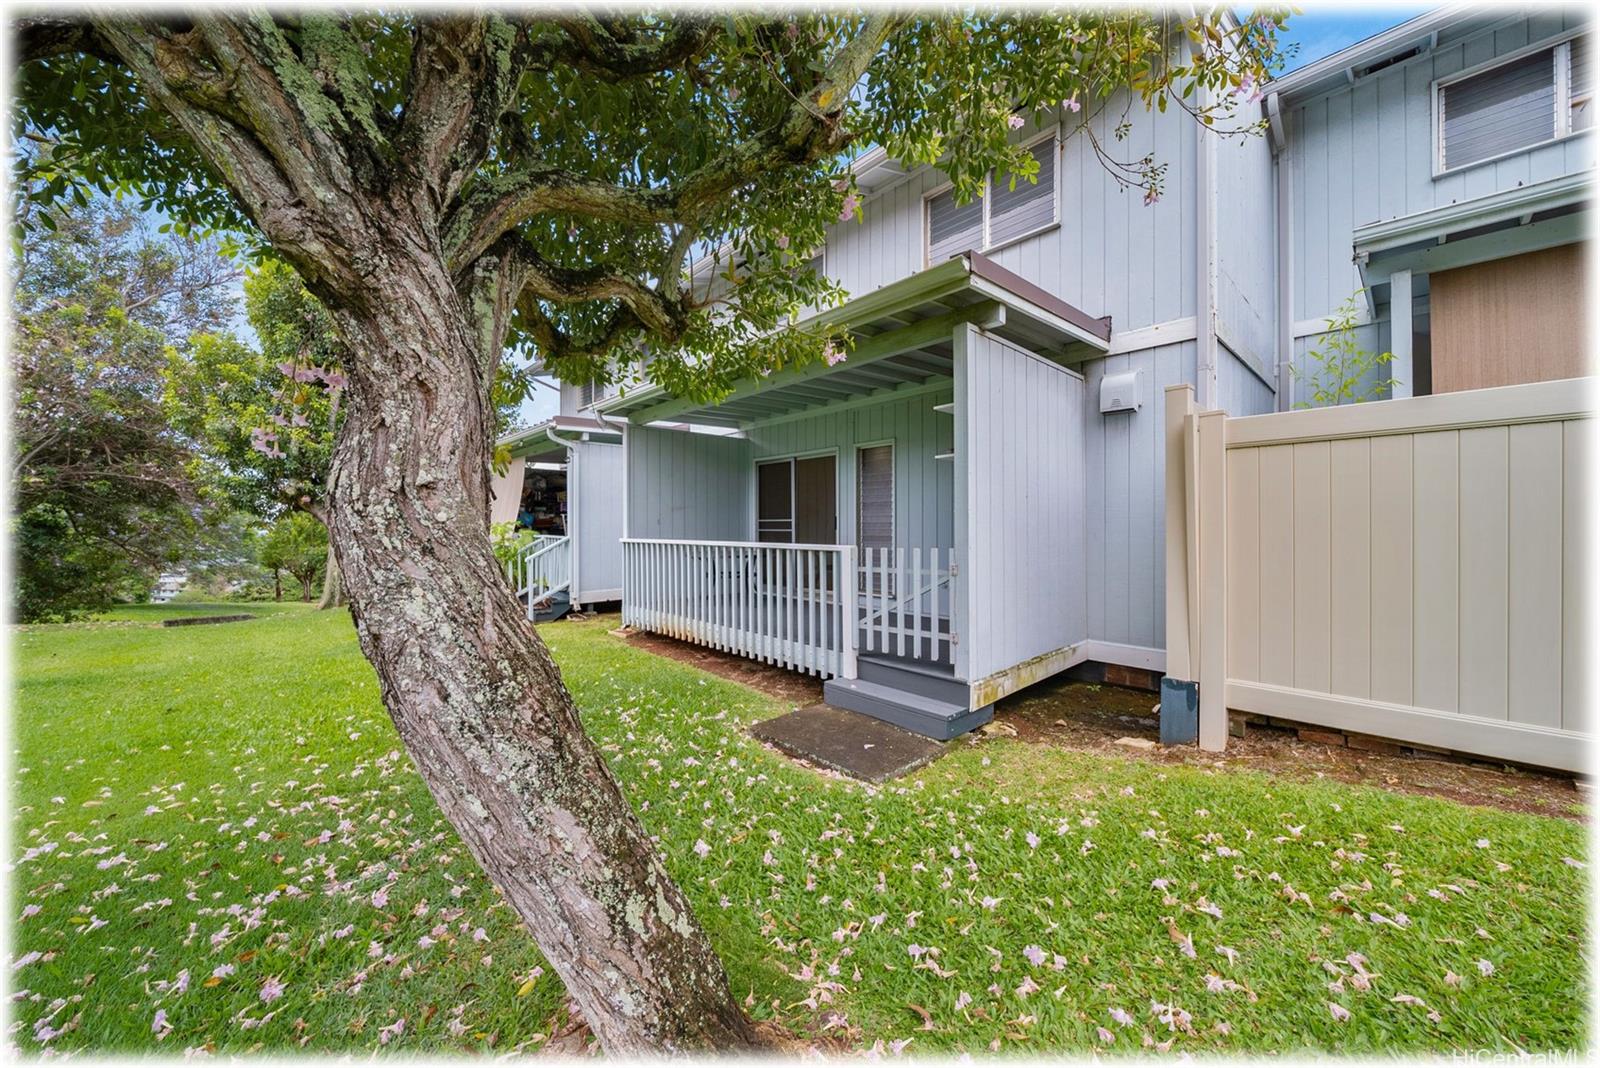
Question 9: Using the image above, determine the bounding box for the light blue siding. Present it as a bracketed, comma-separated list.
[1287, 14, 1593, 329]
[623, 425, 750, 540]
[746, 388, 955, 553]
[572, 440, 624, 599]
[823, 94, 1199, 334]
[957, 327, 1088, 683]
[1216, 110, 1279, 381]
[1080, 340, 1198, 652]
[1220, 346, 1278, 417]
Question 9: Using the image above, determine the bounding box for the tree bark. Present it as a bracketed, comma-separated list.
[321, 191, 760, 1055]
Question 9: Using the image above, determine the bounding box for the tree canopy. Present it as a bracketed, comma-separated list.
[16, 12, 1287, 403]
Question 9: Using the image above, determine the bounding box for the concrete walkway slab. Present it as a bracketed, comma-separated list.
[751, 703, 948, 783]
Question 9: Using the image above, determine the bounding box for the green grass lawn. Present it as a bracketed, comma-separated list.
[11, 610, 1588, 1055]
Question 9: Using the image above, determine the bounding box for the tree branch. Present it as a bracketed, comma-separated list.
[445, 14, 906, 278]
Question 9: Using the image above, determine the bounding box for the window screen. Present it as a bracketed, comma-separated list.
[927, 188, 983, 264]
[1441, 50, 1556, 170]
[579, 379, 597, 408]
[989, 138, 1057, 247]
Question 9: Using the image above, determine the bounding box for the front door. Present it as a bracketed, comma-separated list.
[757, 455, 837, 543]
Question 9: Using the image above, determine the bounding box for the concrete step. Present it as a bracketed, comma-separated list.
[857, 655, 969, 706]
[822, 676, 992, 741]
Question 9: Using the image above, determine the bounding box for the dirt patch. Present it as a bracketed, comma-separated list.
[610, 625, 1584, 821]
[616, 627, 824, 708]
[996, 676, 1586, 822]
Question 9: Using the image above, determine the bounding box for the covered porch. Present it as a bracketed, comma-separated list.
[603, 252, 1109, 736]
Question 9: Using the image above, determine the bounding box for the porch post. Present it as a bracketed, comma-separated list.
[1390, 268, 1414, 399]
[840, 544, 858, 679]
[1160, 385, 1200, 743]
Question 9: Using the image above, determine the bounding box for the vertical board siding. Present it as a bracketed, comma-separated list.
[961, 328, 1086, 683]
[624, 425, 751, 540]
[1287, 13, 1593, 326]
[573, 441, 625, 598]
[1217, 385, 1590, 764]
[1081, 339, 1197, 652]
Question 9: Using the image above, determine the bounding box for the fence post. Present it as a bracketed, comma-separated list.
[1161, 385, 1200, 743]
[1196, 409, 1229, 752]
[839, 544, 858, 680]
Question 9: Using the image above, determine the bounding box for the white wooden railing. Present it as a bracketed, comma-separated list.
[508, 534, 571, 618]
[857, 547, 956, 664]
[622, 539, 857, 678]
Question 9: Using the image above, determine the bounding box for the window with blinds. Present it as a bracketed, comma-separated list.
[927, 188, 983, 264]
[990, 138, 1059, 247]
[856, 444, 894, 550]
[1437, 36, 1592, 173]
[579, 380, 597, 408]
[925, 131, 1058, 265]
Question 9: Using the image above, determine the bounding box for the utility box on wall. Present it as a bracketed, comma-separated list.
[1100, 369, 1143, 414]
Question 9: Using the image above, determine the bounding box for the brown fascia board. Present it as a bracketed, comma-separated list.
[965, 251, 1113, 342]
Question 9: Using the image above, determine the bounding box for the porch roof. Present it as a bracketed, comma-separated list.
[499, 415, 621, 460]
[596, 252, 1111, 429]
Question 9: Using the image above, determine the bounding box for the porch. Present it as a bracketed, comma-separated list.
[604, 252, 1110, 738]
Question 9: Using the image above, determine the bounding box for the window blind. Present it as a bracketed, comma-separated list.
[1571, 36, 1592, 131]
[989, 138, 1057, 247]
[856, 445, 894, 550]
[1441, 50, 1556, 170]
[927, 188, 983, 264]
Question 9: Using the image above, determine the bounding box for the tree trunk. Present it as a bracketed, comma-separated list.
[273, 568, 282, 601]
[322, 198, 760, 1055]
[316, 543, 344, 609]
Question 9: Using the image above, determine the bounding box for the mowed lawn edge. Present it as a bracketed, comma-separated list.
[10, 608, 1589, 1054]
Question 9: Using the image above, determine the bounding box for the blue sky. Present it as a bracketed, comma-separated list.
[1275, 5, 1437, 73]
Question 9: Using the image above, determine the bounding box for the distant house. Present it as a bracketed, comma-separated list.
[490, 378, 625, 620]
[566, 9, 1589, 743]
[149, 571, 187, 603]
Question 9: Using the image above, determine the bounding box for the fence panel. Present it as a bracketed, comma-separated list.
[1168, 378, 1594, 772]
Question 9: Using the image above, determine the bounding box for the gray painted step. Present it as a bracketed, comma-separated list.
[857, 655, 969, 706]
[823, 676, 993, 741]
[532, 591, 571, 623]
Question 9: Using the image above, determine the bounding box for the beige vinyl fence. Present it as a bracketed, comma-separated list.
[1165, 378, 1594, 773]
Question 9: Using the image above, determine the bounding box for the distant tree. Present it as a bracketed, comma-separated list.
[10, 197, 238, 621]
[164, 259, 349, 605]
[257, 512, 327, 601]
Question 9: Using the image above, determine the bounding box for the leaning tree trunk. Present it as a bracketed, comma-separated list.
[315, 545, 343, 610]
[321, 197, 760, 1054]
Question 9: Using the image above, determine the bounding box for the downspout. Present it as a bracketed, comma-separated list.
[1195, 77, 1218, 410]
[1266, 90, 1293, 411]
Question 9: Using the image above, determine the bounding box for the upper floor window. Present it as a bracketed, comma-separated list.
[925, 132, 1058, 265]
[1436, 34, 1593, 173]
